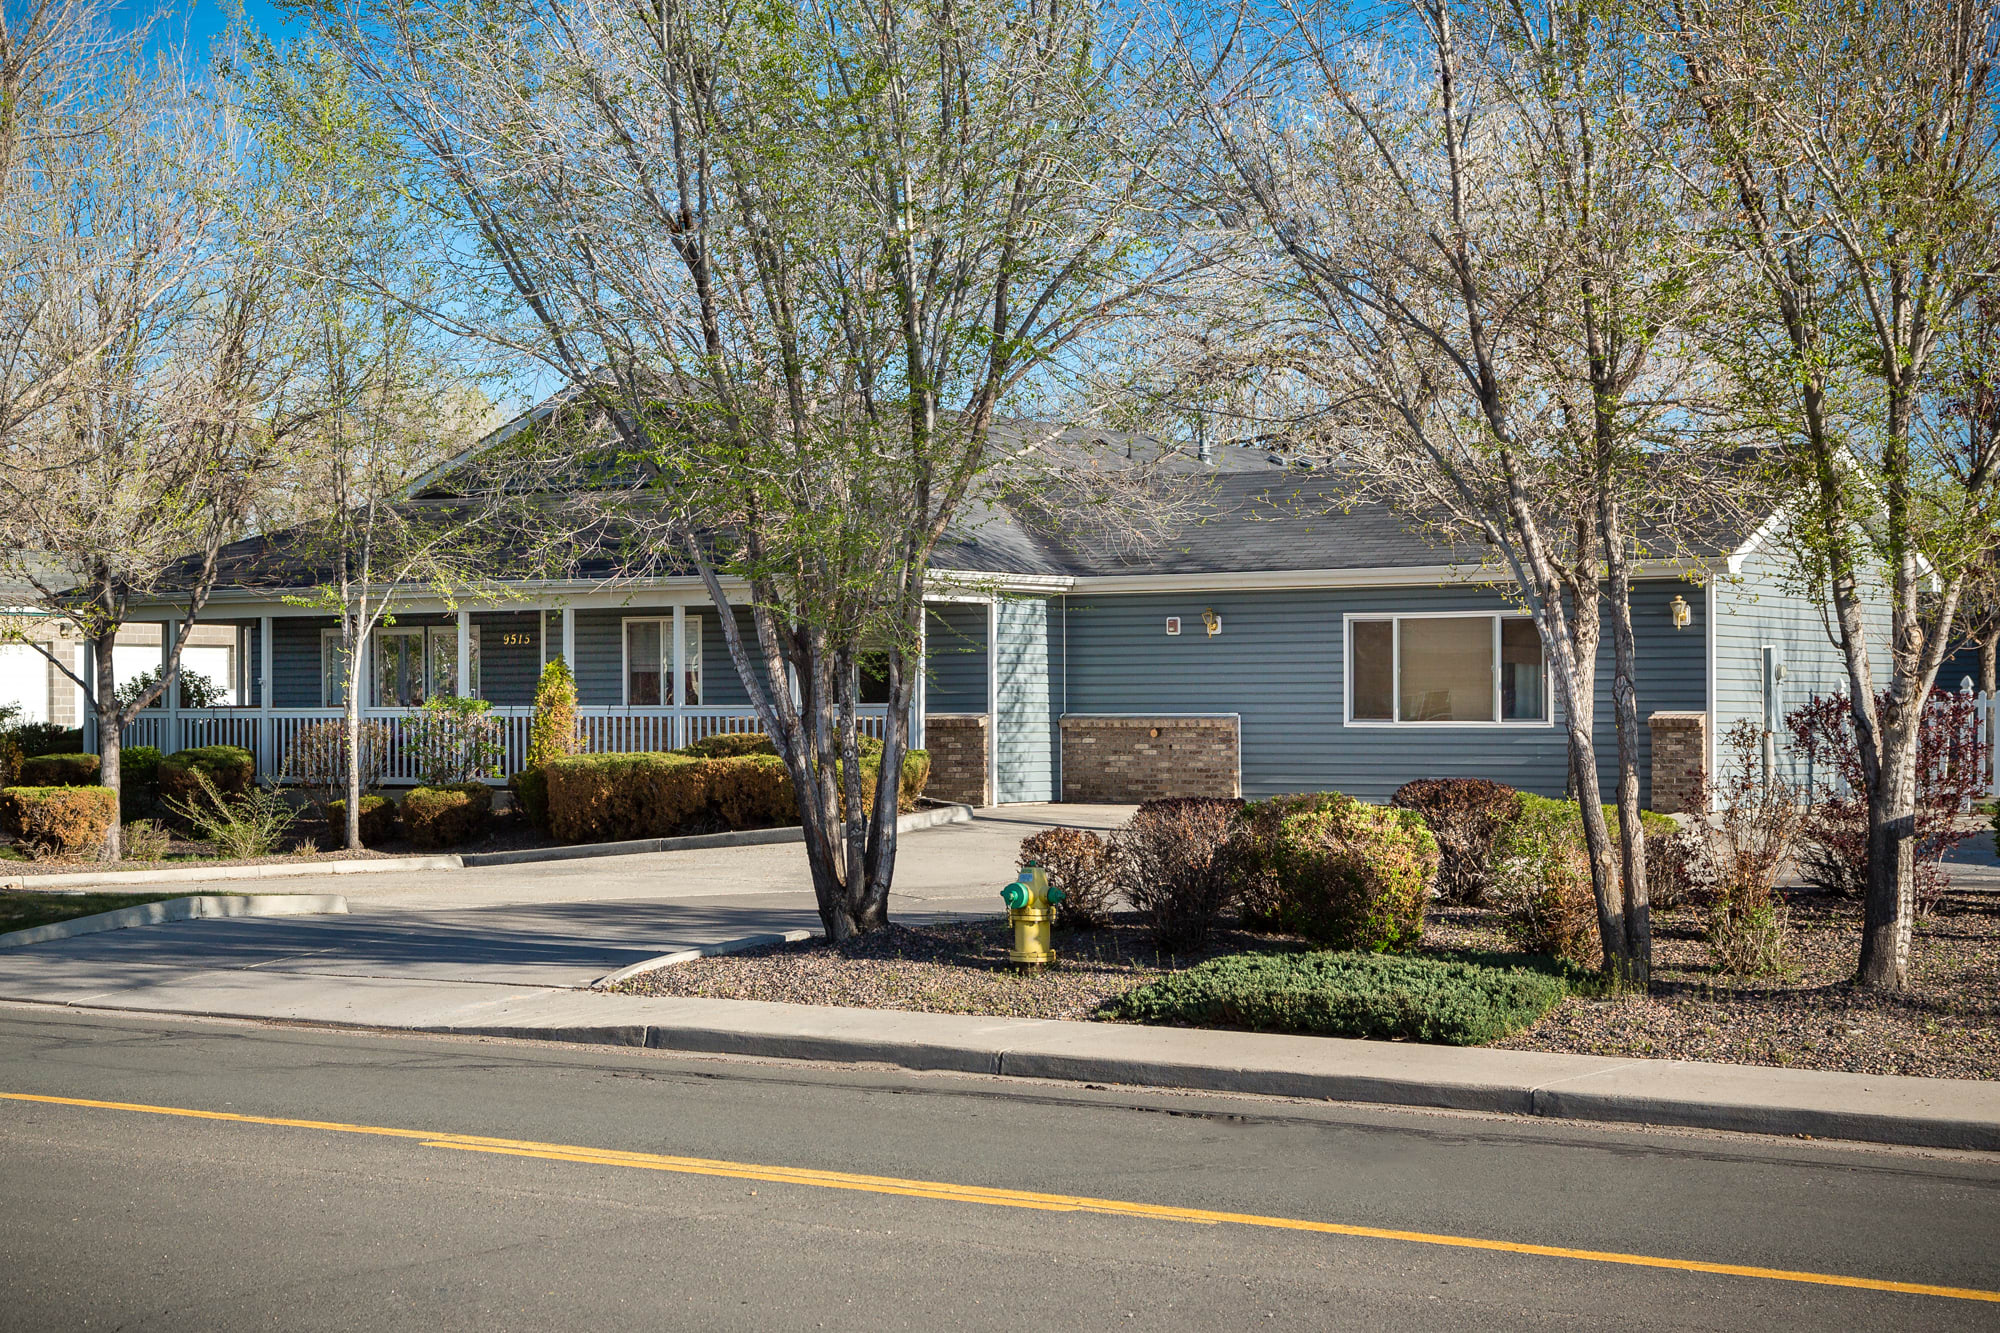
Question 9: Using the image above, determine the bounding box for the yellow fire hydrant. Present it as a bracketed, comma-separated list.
[1001, 862, 1065, 967]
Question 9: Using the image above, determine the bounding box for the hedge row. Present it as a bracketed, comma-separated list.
[544, 745, 931, 843]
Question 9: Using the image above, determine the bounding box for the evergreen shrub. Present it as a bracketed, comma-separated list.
[1252, 794, 1436, 952]
[327, 794, 398, 847]
[400, 784, 493, 849]
[19, 752, 100, 787]
[158, 745, 255, 806]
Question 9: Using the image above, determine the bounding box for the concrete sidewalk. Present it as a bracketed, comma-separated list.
[3, 959, 1996, 1153]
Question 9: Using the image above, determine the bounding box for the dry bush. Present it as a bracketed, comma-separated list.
[1019, 827, 1115, 928]
[284, 721, 390, 813]
[1389, 779, 1521, 905]
[708, 756, 794, 828]
[1111, 797, 1243, 952]
[1691, 722, 1809, 976]
[121, 819, 172, 861]
[165, 769, 297, 859]
[0, 786, 118, 858]
[1490, 795, 1599, 968]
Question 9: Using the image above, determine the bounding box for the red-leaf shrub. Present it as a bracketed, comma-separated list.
[1019, 827, 1115, 929]
[1785, 690, 1991, 912]
[1111, 797, 1243, 952]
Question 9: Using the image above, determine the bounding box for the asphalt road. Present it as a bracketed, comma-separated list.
[2, 1007, 1998, 1330]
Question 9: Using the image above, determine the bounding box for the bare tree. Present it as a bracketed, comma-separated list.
[303, 0, 1196, 937]
[1185, 0, 1730, 980]
[1667, 0, 2000, 989]
[0, 43, 304, 857]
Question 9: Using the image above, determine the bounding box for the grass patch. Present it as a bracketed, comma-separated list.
[1101, 949, 1571, 1046]
[0, 890, 207, 935]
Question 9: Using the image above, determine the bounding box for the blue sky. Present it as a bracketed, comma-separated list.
[132, 0, 299, 58]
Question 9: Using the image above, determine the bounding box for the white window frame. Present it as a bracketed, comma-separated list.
[321, 629, 351, 708]
[1341, 610, 1552, 728]
[621, 614, 702, 707]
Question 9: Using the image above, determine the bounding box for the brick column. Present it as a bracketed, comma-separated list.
[922, 713, 989, 807]
[1059, 715, 1240, 802]
[1647, 711, 1708, 814]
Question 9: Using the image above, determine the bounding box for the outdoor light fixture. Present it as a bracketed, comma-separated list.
[1669, 595, 1692, 630]
[1202, 608, 1222, 637]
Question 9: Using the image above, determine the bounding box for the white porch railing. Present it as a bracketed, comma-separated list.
[1974, 689, 1998, 798]
[121, 704, 891, 785]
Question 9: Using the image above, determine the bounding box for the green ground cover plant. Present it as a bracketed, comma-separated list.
[1103, 949, 1571, 1046]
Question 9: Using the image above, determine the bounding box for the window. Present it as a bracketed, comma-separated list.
[1346, 613, 1548, 725]
[858, 651, 893, 705]
[321, 630, 350, 707]
[326, 625, 481, 708]
[624, 616, 703, 706]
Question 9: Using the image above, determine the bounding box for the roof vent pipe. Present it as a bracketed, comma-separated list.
[1196, 414, 1214, 466]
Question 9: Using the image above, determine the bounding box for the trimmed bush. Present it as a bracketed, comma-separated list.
[327, 794, 397, 848]
[1019, 827, 1116, 929]
[1111, 797, 1244, 952]
[1491, 794, 1600, 967]
[514, 659, 584, 834]
[707, 755, 794, 828]
[0, 785, 118, 856]
[158, 745, 255, 806]
[1255, 794, 1436, 952]
[510, 765, 550, 833]
[545, 752, 711, 842]
[678, 731, 777, 759]
[19, 752, 100, 787]
[401, 784, 493, 849]
[120, 746, 162, 793]
[1231, 792, 1353, 930]
[1389, 779, 1521, 905]
[1104, 950, 1570, 1046]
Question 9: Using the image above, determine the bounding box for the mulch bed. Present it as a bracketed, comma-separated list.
[1437, 889, 2000, 1081]
[614, 916, 1306, 1021]
[621, 888, 2000, 1081]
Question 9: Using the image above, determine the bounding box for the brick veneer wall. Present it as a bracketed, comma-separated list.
[1647, 711, 1708, 814]
[923, 713, 989, 807]
[1060, 715, 1240, 803]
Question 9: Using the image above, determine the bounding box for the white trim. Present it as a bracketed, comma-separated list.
[561, 606, 575, 665]
[456, 610, 472, 701]
[1705, 577, 1719, 808]
[1340, 610, 1553, 729]
[619, 614, 700, 708]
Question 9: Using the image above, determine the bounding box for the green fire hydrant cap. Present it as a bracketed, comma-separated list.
[1001, 882, 1030, 909]
[1047, 886, 1066, 904]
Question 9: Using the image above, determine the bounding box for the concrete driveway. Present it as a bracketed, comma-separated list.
[0, 804, 1136, 999]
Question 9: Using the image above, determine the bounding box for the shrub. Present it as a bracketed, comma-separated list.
[407, 697, 507, 787]
[120, 746, 162, 793]
[283, 721, 391, 813]
[121, 818, 173, 861]
[1103, 950, 1570, 1046]
[678, 730, 777, 759]
[326, 794, 397, 847]
[706, 755, 794, 828]
[0, 785, 117, 857]
[158, 745, 255, 806]
[401, 784, 493, 849]
[11, 723, 83, 757]
[165, 768, 296, 859]
[1710, 898, 1792, 978]
[1019, 827, 1115, 929]
[1786, 689, 1990, 912]
[1389, 779, 1521, 905]
[895, 749, 931, 813]
[510, 766, 550, 833]
[545, 752, 711, 842]
[1231, 793, 1351, 930]
[1491, 795, 1600, 968]
[19, 752, 99, 787]
[512, 659, 583, 833]
[1255, 795, 1436, 952]
[1111, 797, 1243, 952]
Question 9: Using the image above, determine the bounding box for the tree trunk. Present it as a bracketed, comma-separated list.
[92, 632, 123, 862]
[1544, 595, 1629, 979]
[1600, 514, 1651, 984]
[1857, 712, 1921, 988]
[344, 679, 363, 852]
[1981, 629, 1997, 696]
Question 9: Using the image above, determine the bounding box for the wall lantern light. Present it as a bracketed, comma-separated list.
[1202, 608, 1222, 637]
[1669, 595, 1692, 630]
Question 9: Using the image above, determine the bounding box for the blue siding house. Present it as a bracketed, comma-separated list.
[101, 431, 1868, 813]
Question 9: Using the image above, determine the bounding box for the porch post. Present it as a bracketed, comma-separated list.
[561, 606, 575, 666]
[456, 609, 472, 700]
[671, 604, 686, 749]
[911, 604, 927, 751]
[80, 629, 97, 755]
[986, 598, 999, 804]
[162, 618, 179, 754]
[259, 614, 274, 783]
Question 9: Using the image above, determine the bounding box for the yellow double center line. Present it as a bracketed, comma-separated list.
[6, 1090, 1996, 1305]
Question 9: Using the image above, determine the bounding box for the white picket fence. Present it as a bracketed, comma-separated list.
[1973, 688, 1998, 798]
[120, 705, 891, 786]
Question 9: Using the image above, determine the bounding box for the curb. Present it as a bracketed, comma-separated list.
[11, 857, 461, 891]
[0, 894, 349, 949]
[429, 1005, 2000, 1154]
[459, 804, 975, 868]
[591, 929, 820, 988]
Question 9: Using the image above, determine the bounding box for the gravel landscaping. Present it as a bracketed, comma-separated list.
[619, 886, 2000, 1080]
